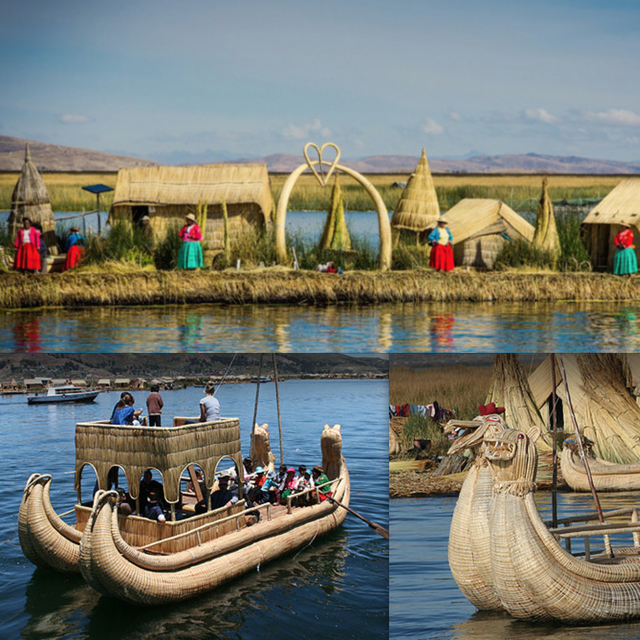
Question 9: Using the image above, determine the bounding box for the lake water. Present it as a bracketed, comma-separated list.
[391, 492, 640, 640]
[1, 301, 640, 352]
[0, 210, 388, 249]
[0, 379, 389, 640]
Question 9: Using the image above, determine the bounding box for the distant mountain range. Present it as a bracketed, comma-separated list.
[0, 353, 388, 380]
[2, 135, 640, 174]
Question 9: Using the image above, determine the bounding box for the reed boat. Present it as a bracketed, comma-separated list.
[450, 419, 640, 624]
[561, 443, 640, 492]
[19, 416, 349, 604]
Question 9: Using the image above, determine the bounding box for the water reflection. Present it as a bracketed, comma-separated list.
[3, 301, 640, 352]
[21, 533, 348, 640]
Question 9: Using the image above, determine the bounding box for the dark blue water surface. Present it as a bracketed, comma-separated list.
[391, 492, 640, 640]
[0, 379, 388, 640]
[1, 301, 640, 353]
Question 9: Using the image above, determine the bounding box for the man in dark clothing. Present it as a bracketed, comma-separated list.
[195, 474, 238, 514]
[139, 470, 166, 520]
[146, 385, 164, 427]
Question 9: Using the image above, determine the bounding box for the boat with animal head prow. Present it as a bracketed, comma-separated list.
[19, 413, 349, 604]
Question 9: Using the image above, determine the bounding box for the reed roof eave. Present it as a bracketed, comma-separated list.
[583, 179, 640, 229]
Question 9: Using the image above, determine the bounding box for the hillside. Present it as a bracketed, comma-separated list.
[0, 353, 388, 380]
[0, 136, 158, 172]
[2, 135, 640, 174]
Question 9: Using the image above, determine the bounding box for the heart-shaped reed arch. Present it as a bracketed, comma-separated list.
[275, 142, 392, 271]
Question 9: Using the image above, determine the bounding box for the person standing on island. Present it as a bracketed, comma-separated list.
[613, 223, 638, 278]
[63, 226, 85, 271]
[177, 213, 203, 270]
[13, 217, 41, 273]
[199, 382, 220, 422]
[428, 218, 454, 273]
[146, 385, 164, 427]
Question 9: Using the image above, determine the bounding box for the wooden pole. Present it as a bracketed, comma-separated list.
[250, 354, 264, 460]
[551, 354, 558, 528]
[558, 355, 605, 524]
[326, 495, 389, 539]
[272, 354, 284, 467]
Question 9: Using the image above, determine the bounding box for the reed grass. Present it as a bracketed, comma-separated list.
[3, 270, 640, 309]
[0, 172, 621, 213]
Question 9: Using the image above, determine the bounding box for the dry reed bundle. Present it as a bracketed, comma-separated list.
[319, 175, 352, 252]
[391, 148, 440, 232]
[532, 178, 561, 260]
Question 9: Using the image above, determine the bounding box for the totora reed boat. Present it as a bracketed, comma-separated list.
[448, 415, 640, 624]
[19, 415, 349, 605]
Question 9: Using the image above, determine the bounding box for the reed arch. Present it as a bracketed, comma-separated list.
[275, 161, 392, 271]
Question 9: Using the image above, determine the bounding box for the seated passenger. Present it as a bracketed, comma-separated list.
[294, 469, 314, 506]
[279, 467, 298, 505]
[311, 465, 332, 503]
[116, 487, 134, 516]
[195, 474, 239, 514]
[199, 383, 220, 422]
[261, 470, 280, 504]
[247, 466, 267, 504]
[112, 393, 142, 425]
[139, 470, 166, 521]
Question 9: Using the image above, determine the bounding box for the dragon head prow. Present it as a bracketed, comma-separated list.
[446, 415, 507, 456]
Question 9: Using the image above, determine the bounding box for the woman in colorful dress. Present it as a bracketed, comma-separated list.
[63, 226, 85, 271]
[613, 223, 638, 277]
[427, 218, 454, 272]
[13, 218, 41, 273]
[177, 213, 203, 269]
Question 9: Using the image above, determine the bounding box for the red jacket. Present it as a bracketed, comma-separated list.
[178, 223, 202, 242]
[14, 227, 41, 250]
[615, 228, 634, 249]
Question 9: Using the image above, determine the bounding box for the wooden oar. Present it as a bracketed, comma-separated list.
[327, 496, 389, 539]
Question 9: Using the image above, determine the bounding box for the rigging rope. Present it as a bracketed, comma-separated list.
[214, 353, 238, 394]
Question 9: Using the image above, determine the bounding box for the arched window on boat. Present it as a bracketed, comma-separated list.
[135, 468, 167, 522]
[77, 462, 99, 507]
[179, 463, 206, 516]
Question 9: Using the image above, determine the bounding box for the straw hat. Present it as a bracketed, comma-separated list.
[186, 213, 197, 223]
[312, 465, 324, 474]
[141, 215, 150, 222]
[621, 222, 632, 228]
[70, 226, 80, 232]
[437, 218, 448, 225]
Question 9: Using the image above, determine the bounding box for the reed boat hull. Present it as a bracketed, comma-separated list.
[78, 466, 350, 605]
[561, 448, 640, 492]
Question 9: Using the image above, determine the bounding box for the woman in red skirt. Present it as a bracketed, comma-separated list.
[63, 226, 86, 271]
[14, 218, 41, 273]
[428, 218, 454, 272]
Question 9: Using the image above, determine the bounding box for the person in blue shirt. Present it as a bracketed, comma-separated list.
[111, 393, 142, 425]
[63, 226, 86, 271]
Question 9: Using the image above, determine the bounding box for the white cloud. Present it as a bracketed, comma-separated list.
[421, 118, 444, 135]
[522, 107, 556, 124]
[590, 109, 640, 127]
[449, 111, 461, 122]
[58, 114, 91, 124]
[282, 118, 332, 140]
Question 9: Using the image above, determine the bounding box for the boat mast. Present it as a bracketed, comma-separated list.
[273, 354, 284, 467]
[551, 354, 558, 528]
[558, 354, 605, 524]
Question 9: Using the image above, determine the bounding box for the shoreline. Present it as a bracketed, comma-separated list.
[2, 270, 640, 310]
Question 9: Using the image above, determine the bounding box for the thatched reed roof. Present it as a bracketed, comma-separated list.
[391, 148, 440, 232]
[111, 164, 273, 219]
[8, 144, 57, 245]
[532, 178, 561, 258]
[319, 175, 351, 252]
[529, 354, 640, 464]
[445, 199, 535, 245]
[583, 179, 640, 230]
[75, 418, 243, 504]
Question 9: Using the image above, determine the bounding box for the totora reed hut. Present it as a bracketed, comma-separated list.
[445, 198, 535, 269]
[109, 164, 273, 250]
[582, 179, 640, 271]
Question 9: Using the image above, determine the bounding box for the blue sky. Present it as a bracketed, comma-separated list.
[1, 0, 640, 162]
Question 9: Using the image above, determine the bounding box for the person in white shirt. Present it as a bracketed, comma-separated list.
[199, 383, 220, 422]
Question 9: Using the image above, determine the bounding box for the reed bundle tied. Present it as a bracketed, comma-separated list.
[532, 178, 561, 261]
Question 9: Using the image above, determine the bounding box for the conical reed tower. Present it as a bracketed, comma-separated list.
[319, 174, 351, 252]
[391, 148, 440, 237]
[8, 144, 58, 254]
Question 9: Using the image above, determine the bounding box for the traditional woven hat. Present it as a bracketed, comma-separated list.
[186, 213, 197, 222]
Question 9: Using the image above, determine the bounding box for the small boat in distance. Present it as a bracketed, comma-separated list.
[28, 385, 100, 405]
[250, 376, 271, 383]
